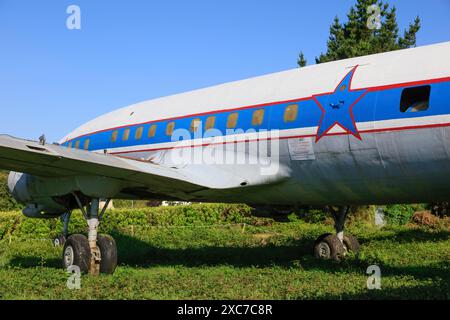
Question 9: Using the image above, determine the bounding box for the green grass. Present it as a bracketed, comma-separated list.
[0, 210, 448, 300]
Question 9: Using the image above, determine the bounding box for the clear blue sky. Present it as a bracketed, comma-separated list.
[1, 0, 449, 142]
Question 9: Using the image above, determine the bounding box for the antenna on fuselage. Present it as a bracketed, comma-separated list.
[39, 134, 46, 146]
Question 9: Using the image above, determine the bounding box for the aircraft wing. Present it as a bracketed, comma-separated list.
[0, 135, 288, 199]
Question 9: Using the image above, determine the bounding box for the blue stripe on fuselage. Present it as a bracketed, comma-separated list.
[63, 80, 450, 151]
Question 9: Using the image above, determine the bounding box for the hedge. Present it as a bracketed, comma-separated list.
[0, 203, 254, 240]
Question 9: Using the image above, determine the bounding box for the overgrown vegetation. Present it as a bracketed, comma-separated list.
[0, 171, 21, 212]
[0, 204, 448, 300]
[383, 204, 423, 225]
[0, 204, 255, 240]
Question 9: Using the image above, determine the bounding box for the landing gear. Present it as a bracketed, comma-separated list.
[97, 235, 118, 274]
[342, 234, 360, 253]
[63, 234, 90, 273]
[53, 235, 66, 247]
[53, 212, 71, 247]
[61, 196, 117, 275]
[313, 206, 360, 261]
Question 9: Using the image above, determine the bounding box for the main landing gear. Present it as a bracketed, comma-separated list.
[57, 196, 117, 275]
[313, 206, 360, 261]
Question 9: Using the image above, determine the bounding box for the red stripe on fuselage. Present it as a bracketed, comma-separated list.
[108, 121, 450, 155]
[66, 75, 450, 143]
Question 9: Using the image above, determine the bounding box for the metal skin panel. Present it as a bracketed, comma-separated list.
[182, 127, 450, 206]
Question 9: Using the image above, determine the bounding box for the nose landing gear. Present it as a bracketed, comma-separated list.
[313, 206, 360, 261]
[61, 196, 117, 275]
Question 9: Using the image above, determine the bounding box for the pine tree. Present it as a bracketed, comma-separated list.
[299, 0, 420, 66]
[297, 52, 307, 67]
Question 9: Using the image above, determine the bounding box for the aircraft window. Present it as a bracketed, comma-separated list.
[205, 116, 216, 130]
[284, 104, 298, 123]
[111, 130, 118, 142]
[75, 141, 80, 149]
[166, 122, 175, 136]
[122, 128, 130, 141]
[135, 126, 144, 140]
[227, 113, 239, 129]
[190, 118, 201, 132]
[84, 139, 90, 150]
[68, 141, 72, 149]
[148, 125, 157, 138]
[400, 85, 431, 113]
[252, 109, 265, 126]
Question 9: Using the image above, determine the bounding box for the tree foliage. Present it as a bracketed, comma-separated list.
[0, 171, 21, 211]
[297, 52, 307, 67]
[298, 0, 420, 67]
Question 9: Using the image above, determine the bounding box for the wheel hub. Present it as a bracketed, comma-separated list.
[64, 245, 74, 267]
[317, 242, 331, 259]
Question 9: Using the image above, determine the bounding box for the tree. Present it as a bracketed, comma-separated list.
[298, 0, 420, 66]
[297, 52, 307, 67]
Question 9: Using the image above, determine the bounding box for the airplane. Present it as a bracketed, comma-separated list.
[1, 41, 449, 275]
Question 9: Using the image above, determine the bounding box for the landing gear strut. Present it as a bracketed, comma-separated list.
[53, 212, 71, 247]
[61, 196, 117, 275]
[313, 206, 360, 261]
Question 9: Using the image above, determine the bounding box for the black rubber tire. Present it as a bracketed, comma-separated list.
[53, 234, 67, 247]
[62, 234, 90, 273]
[313, 233, 332, 251]
[343, 234, 360, 253]
[313, 234, 345, 261]
[97, 234, 118, 274]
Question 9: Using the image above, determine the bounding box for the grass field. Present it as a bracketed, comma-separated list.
[0, 208, 449, 300]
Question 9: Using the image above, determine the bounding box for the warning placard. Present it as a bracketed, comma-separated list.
[287, 137, 316, 161]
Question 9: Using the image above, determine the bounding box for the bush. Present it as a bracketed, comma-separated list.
[112, 199, 151, 209]
[293, 205, 376, 226]
[0, 203, 254, 240]
[383, 204, 426, 225]
[430, 202, 450, 218]
[0, 171, 22, 211]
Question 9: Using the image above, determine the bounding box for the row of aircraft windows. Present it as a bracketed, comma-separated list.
[67, 104, 298, 149]
[66, 85, 432, 150]
[110, 105, 299, 144]
[68, 139, 90, 150]
[111, 104, 298, 142]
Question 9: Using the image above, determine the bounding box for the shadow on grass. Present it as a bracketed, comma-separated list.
[8, 256, 61, 269]
[6, 228, 449, 289]
[360, 228, 450, 244]
[112, 231, 316, 269]
[111, 231, 450, 287]
[7, 230, 328, 270]
[6, 233, 320, 271]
